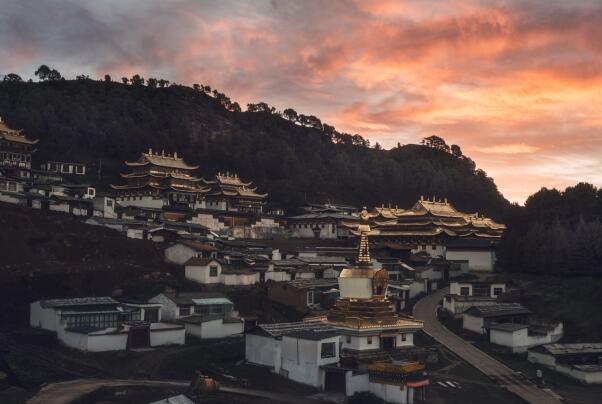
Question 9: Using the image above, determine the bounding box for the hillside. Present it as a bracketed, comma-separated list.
[0, 203, 169, 325]
[0, 79, 509, 216]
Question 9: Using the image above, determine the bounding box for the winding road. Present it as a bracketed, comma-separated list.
[27, 378, 323, 404]
[413, 287, 563, 404]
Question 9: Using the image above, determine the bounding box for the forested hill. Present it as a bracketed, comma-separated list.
[0, 78, 509, 216]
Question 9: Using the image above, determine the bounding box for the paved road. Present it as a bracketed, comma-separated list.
[27, 378, 322, 404]
[413, 287, 563, 404]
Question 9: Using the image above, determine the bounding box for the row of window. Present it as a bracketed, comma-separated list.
[0, 152, 30, 162]
[343, 334, 407, 345]
[420, 244, 438, 251]
[0, 181, 18, 192]
[44, 163, 85, 174]
[62, 313, 120, 329]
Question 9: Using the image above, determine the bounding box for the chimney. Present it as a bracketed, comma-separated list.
[174, 151, 178, 159]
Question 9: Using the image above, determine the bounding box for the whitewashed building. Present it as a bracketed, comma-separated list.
[489, 322, 564, 353]
[29, 297, 185, 351]
[462, 303, 531, 335]
[528, 343, 602, 384]
[246, 219, 429, 403]
[443, 281, 506, 318]
[149, 293, 244, 339]
[184, 258, 259, 286]
[445, 239, 498, 272]
[164, 240, 218, 265]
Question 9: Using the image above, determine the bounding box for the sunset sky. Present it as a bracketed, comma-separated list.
[1, 0, 601, 203]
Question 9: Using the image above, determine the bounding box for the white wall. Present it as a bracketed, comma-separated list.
[149, 294, 179, 322]
[341, 334, 380, 351]
[190, 213, 227, 231]
[528, 351, 602, 385]
[346, 369, 416, 404]
[339, 277, 373, 299]
[29, 302, 59, 331]
[265, 271, 292, 282]
[185, 318, 243, 339]
[117, 196, 165, 209]
[443, 297, 497, 318]
[245, 334, 282, 372]
[491, 323, 564, 353]
[222, 273, 259, 286]
[150, 327, 186, 346]
[446, 250, 495, 272]
[281, 336, 339, 388]
[450, 282, 506, 297]
[462, 313, 485, 334]
[87, 332, 129, 352]
[165, 244, 198, 265]
[185, 261, 222, 284]
[58, 328, 128, 352]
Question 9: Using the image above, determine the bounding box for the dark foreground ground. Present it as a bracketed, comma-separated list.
[1, 325, 531, 404]
[0, 327, 317, 404]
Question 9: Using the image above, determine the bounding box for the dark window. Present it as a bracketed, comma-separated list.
[179, 306, 191, 317]
[367, 336, 373, 345]
[307, 291, 314, 305]
[346, 335, 351, 343]
[209, 265, 218, 277]
[321, 342, 336, 358]
[432, 244, 437, 250]
[401, 333, 407, 342]
[460, 287, 470, 296]
[144, 308, 159, 323]
[421, 245, 426, 250]
[493, 287, 504, 297]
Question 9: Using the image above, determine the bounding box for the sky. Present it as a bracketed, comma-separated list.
[1, 0, 601, 203]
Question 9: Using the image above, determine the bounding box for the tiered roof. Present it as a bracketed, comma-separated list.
[349, 197, 505, 239]
[0, 118, 38, 145]
[112, 149, 209, 194]
[203, 172, 267, 200]
[125, 148, 198, 170]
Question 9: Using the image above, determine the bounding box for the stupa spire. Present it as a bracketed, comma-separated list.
[357, 207, 372, 266]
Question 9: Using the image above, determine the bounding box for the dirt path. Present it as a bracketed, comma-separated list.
[413, 287, 563, 404]
[27, 378, 323, 404]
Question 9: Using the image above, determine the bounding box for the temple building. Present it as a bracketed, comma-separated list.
[246, 210, 429, 403]
[0, 117, 38, 192]
[111, 149, 209, 209]
[347, 197, 506, 271]
[202, 172, 267, 214]
[324, 211, 424, 361]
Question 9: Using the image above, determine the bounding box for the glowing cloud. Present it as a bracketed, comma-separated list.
[0, 0, 601, 203]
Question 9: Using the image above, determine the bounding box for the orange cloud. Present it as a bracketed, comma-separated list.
[1, 0, 602, 203]
[470, 144, 540, 154]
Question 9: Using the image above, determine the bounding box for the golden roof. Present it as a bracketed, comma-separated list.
[205, 172, 252, 187]
[125, 149, 199, 170]
[0, 118, 38, 145]
[371, 197, 506, 231]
